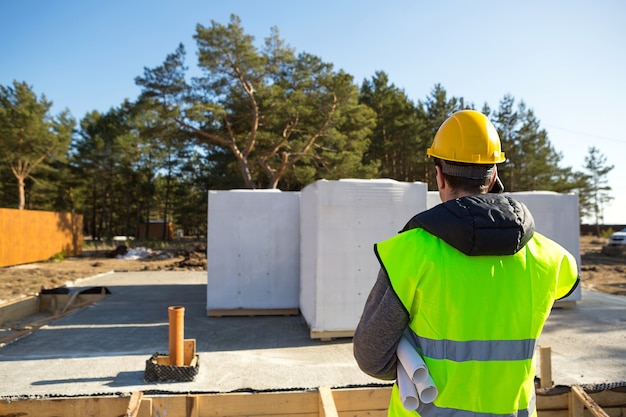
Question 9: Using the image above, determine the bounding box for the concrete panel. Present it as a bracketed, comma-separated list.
[509, 192, 582, 301]
[300, 179, 427, 333]
[426, 191, 442, 209]
[207, 190, 300, 310]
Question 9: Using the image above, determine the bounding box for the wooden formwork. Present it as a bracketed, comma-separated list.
[0, 290, 108, 346]
[1, 384, 625, 417]
[536, 384, 626, 417]
[0, 345, 623, 415]
[1, 299, 623, 417]
[0, 387, 388, 417]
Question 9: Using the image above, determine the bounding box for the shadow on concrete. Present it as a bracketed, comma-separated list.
[31, 371, 159, 389]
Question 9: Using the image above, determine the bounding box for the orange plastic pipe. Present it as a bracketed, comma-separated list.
[168, 306, 185, 366]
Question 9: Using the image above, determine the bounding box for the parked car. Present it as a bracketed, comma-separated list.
[608, 227, 626, 245]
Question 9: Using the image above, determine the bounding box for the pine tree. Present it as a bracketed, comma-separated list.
[416, 84, 463, 189]
[359, 71, 423, 182]
[136, 14, 377, 190]
[581, 146, 614, 233]
[0, 81, 74, 209]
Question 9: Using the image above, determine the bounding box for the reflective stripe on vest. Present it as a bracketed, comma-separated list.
[416, 335, 536, 362]
[415, 392, 536, 417]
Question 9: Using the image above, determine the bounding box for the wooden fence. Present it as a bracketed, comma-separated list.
[137, 221, 174, 241]
[0, 208, 83, 268]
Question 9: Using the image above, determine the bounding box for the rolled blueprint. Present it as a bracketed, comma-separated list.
[397, 335, 428, 383]
[397, 361, 420, 410]
[416, 373, 438, 403]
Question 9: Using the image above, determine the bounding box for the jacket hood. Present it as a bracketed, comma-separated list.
[402, 194, 535, 256]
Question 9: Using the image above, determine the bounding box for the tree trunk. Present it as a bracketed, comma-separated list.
[17, 176, 25, 210]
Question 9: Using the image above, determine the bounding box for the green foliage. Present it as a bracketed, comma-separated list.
[137, 14, 377, 190]
[47, 251, 66, 262]
[578, 146, 614, 226]
[360, 71, 423, 182]
[416, 84, 465, 189]
[137, 240, 169, 250]
[601, 228, 615, 239]
[0, 80, 75, 209]
[492, 96, 581, 193]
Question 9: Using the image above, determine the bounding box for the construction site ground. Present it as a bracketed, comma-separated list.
[0, 235, 624, 400]
[0, 235, 625, 305]
[0, 270, 625, 400]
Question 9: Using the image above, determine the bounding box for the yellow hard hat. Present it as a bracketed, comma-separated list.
[427, 110, 505, 164]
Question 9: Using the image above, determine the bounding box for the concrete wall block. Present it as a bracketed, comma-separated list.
[300, 180, 428, 332]
[207, 190, 301, 310]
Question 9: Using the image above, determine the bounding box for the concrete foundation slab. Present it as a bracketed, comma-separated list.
[0, 271, 624, 399]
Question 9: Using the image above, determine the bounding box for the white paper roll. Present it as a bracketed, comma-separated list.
[397, 362, 420, 410]
[397, 335, 428, 383]
[416, 373, 438, 403]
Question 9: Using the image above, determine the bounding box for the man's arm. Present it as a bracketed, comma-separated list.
[353, 268, 409, 380]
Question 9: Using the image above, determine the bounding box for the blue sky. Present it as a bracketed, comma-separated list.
[1, 0, 625, 224]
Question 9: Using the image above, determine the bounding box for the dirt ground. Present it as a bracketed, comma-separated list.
[0, 242, 207, 305]
[579, 235, 626, 296]
[0, 236, 624, 305]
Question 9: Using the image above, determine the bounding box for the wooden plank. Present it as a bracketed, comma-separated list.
[77, 292, 107, 305]
[0, 295, 39, 326]
[187, 395, 199, 417]
[318, 386, 339, 417]
[0, 387, 622, 417]
[0, 396, 129, 416]
[537, 391, 569, 410]
[309, 329, 354, 341]
[0, 326, 39, 345]
[540, 346, 553, 388]
[332, 386, 392, 412]
[196, 391, 319, 416]
[61, 291, 81, 313]
[39, 293, 70, 313]
[126, 391, 143, 417]
[570, 386, 611, 417]
[338, 411, 388, 417]
[155, 354, 170, 365]
[589, 407, 626, 417]
[184, 338, 196, 365]
[137, 397, 153, 417]
[589, 390, 626, 407]
[539, 411, 568, 417]
[207, 308, 300, 317]
[39, 293, 106, 315]
[0, 302, 103, 346]
[0, 307, 75, 346]
[570, 387, 585, 417]
[150, 395, 190, 416]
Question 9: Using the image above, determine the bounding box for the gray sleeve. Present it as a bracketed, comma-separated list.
[353, 267, 409, 380]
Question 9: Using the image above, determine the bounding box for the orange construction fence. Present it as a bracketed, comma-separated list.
[0, 208, 83, 268]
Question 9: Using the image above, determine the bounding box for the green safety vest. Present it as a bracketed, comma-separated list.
[375, 228, 578, 417]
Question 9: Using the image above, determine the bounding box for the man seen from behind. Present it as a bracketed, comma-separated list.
[353, 109, 580, 417]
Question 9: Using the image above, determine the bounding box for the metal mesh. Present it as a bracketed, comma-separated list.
[580, 381, 626, 392]
[144, 353, 199, 382]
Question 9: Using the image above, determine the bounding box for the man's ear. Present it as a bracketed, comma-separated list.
[489, 167, 504, 194]
[435, 165, 445, 190]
